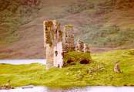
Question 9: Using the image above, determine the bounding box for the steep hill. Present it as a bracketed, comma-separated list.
[0, 0, 134, 59]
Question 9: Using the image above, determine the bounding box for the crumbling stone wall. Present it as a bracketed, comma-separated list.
[43, 20, 54, 69]
[75, 39, 84, 52]
[75, 39, 90, 53]
[63, 25, 75, 52]
[53, 20, 63, 68]
[43, 20, 90, 69]
[43, 20, 63, 69]
[83, 43, 90, 53]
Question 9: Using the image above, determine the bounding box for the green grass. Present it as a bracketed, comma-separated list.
[0, 49, 134, 88]
[64, 51, 92, 64]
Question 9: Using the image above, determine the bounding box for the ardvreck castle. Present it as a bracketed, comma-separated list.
[43, 20, 90, 69]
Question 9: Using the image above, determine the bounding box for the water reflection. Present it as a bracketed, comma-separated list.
[0, 86, 134, 92]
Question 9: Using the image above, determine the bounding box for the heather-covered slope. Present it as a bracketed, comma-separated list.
[0, 0, 134, 59]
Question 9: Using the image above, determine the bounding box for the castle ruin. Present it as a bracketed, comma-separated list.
[43, 20, 75, 69]
[43, 20, 90, 69]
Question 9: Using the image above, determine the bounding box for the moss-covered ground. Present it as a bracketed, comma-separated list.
[0, 49, 134, 88]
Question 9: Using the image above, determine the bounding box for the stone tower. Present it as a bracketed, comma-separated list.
[43, 20, 76, 69]
[62, 25, 75, 52]
[43, 20, 63, 69]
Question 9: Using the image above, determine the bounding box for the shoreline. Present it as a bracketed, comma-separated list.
[0, 49, 134, 88]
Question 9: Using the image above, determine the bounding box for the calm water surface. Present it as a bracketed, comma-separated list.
[0, 59, 46, 65]
[0, 86, 134, 92]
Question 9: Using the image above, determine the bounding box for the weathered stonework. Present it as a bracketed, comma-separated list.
[75, 39, 90, 53]
[75, 39, 84, 52]
[83, 43, 90, 53]
[43, 20, 63, 69]
[63, 25, 75, 52]
[43, 20, 90, 69]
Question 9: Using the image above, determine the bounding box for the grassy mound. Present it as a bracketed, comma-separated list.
[0, 49, 134, 88]
[64, 51, 92, 65]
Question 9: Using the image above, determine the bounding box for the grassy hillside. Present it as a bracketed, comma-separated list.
[0, 49, 134, 88]
[0, 0, 41, 45]
[0, 0, 134, 59]
[72, 0, 134, 47]
[0, 0, 43, 59]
